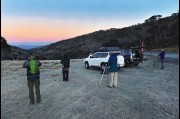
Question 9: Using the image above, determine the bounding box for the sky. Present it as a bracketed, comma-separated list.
[1, 0, 179, 45]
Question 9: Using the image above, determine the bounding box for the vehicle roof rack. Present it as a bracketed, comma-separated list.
[98, 47, 120, 52]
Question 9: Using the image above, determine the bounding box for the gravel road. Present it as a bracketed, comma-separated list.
[1, 54, 179, 119]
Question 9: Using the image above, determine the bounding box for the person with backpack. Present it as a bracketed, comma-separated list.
[60, 54, 70, 81]
[158, 49, 166, 69]
[107, 51, 119, 88]
[23, 53, 42, 104]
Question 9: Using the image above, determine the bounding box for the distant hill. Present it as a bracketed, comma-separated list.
[1, 37, 28, 60]
[14, 45, 46, 50]
[30, 13, 179, 59]
[1, 12, 179, 60]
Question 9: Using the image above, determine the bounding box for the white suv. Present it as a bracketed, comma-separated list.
[83, 51, 124, 70]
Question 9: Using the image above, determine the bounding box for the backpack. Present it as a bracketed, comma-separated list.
[63, 59, 70, 68]
[29, 60, 39, 74]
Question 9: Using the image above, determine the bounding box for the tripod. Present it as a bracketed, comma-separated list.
[99, 65, 108, 86]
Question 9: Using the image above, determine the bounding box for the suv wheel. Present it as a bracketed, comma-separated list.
[85, 62, 89, 69]
[124, 62, 128, 68]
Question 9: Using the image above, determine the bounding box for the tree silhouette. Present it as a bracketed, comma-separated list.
[1, 36, 11, 51]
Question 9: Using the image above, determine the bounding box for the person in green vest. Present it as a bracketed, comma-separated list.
[23, 53, 42, 104]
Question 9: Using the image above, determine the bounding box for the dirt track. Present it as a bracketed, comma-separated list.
[1, 54, 179, 119]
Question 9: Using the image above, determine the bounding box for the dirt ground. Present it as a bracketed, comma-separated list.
[1, 54, 179, 119]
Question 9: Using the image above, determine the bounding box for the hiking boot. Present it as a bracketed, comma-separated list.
[37, 100, 41, 103]
[30, 101, 34, 104]
[107, 85, 112, 88]
[37, 98, 41, 103]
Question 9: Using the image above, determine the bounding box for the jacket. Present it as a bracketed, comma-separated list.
[108, 54, 118, 72]
[60, 56, 70, 71]
[158, 51, 166, 60]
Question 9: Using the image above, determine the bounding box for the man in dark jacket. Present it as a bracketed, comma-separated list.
[60, 54, 70, 81]
[23, 53, 42, 104]
[107, 51, 119, 88]
[158, 49, 166, 69]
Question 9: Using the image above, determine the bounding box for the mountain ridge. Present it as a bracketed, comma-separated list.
[13, 44, 47, 50]
[1, 12, 179, 60]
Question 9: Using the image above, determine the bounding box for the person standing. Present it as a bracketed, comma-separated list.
[158, 49, 166, 69]
[107, 51, 119, 88]
[60, 54, 70, 81]
[23, 53, 42, 104]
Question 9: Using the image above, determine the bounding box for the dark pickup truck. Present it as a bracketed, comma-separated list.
[121, 48, 143, 67]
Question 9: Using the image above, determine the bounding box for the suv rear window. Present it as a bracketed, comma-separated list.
[97, 53, 108, 58]
[132, 50, 141, 58]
